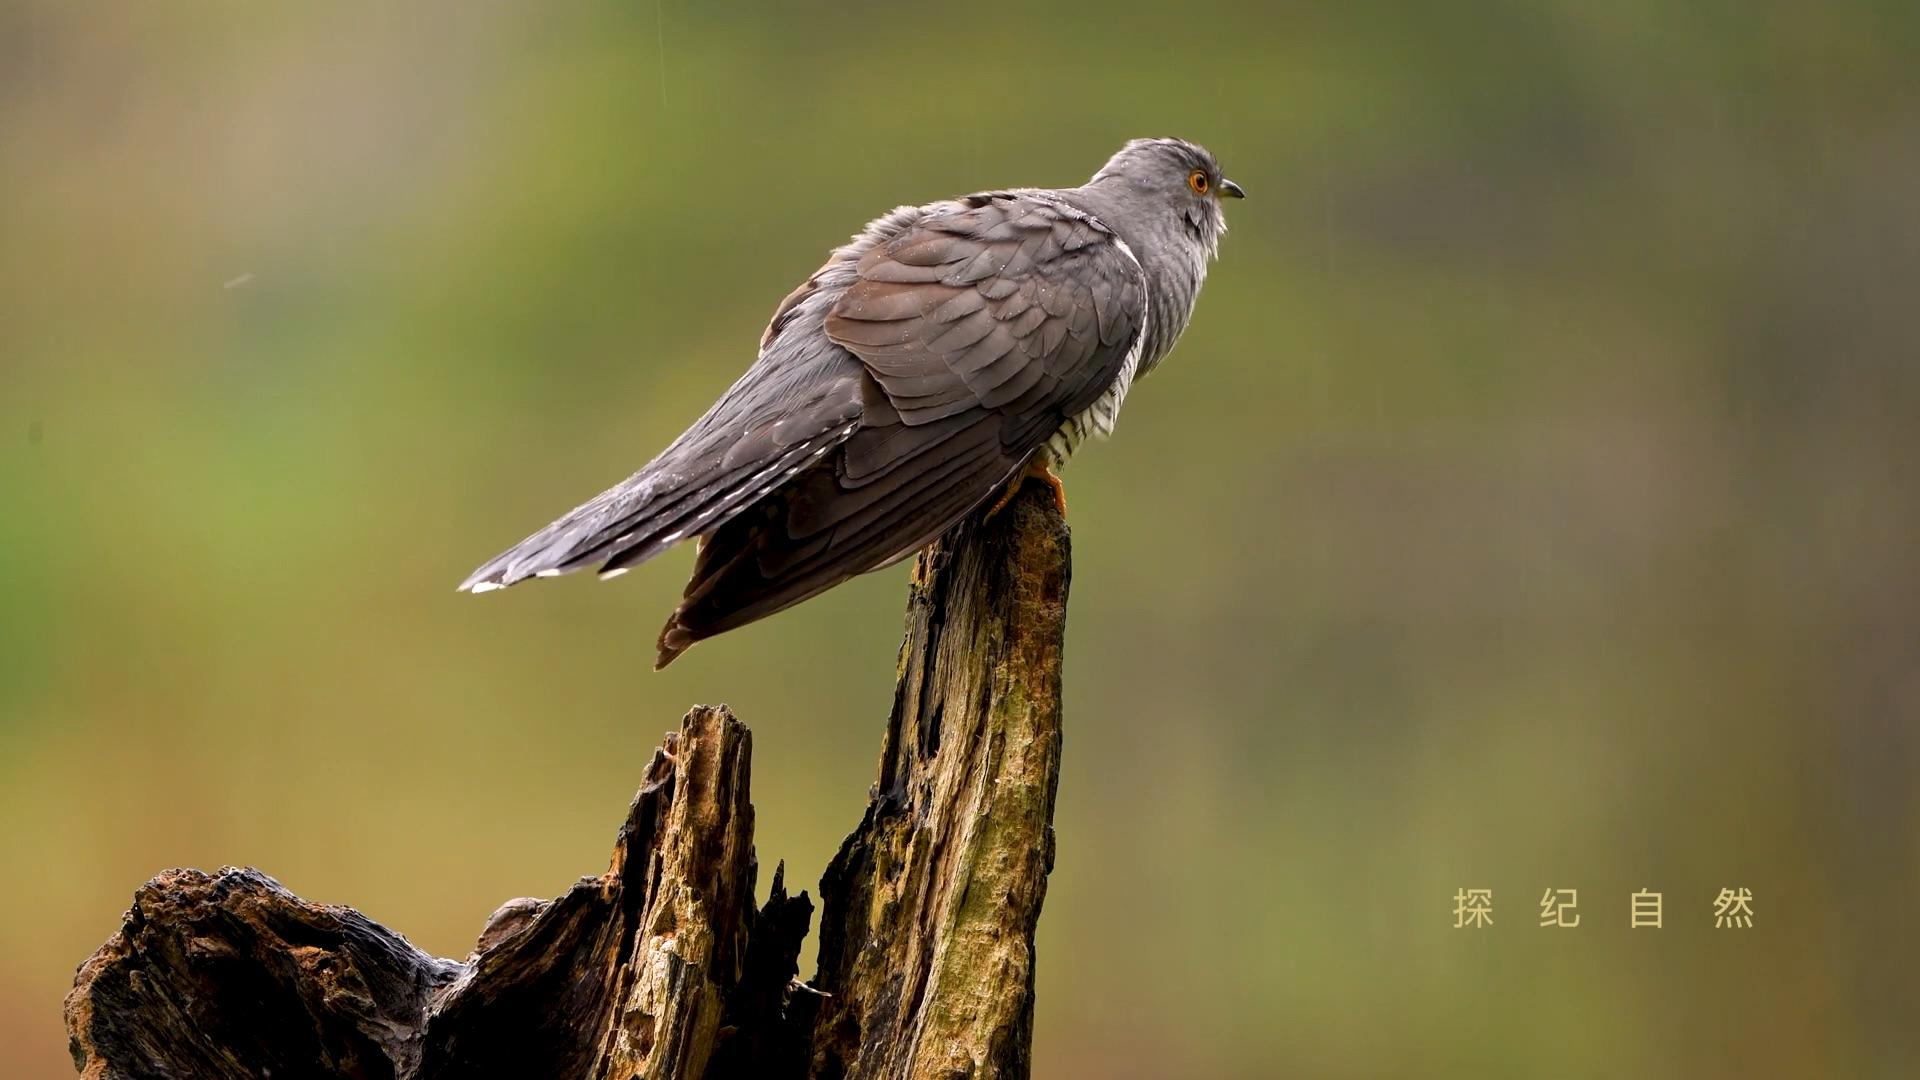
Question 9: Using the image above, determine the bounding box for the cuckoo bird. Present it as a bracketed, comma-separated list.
[461, 138, 1243, 667]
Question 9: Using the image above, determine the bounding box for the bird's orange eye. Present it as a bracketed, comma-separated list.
[1188, 170, 1210, 195]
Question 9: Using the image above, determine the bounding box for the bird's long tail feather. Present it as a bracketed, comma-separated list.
[458, 425, 855, 594]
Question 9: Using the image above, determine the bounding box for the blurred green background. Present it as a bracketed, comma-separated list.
[4, 1, 1918, 1075]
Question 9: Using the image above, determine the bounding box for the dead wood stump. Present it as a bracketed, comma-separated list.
[65, 484, 1070, 1080]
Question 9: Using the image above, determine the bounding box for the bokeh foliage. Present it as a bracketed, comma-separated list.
[3, 1, 1917, 1075]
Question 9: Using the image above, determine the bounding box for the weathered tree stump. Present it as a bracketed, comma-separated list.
[65, 484, 1069, 1080]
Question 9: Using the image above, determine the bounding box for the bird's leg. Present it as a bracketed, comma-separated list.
[1029, 460, 1068, 515]
[985, 455, 1068, 520]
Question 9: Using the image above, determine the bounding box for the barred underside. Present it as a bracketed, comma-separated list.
[1042, 326, 1146, 468]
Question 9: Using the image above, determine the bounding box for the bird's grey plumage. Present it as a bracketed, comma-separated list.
[460, 138, 1241, 667]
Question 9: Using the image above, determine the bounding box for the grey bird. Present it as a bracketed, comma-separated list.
[461, 138, 1243, 667]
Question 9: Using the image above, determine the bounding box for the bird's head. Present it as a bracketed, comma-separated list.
[1085, 137, 1243, 257]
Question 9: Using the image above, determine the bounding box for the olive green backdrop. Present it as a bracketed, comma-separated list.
[4, 1, 1917, 1075]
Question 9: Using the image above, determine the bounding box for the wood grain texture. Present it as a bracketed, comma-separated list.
[65, 483, 1067, 1080]
[803, 482, 1069, 1080]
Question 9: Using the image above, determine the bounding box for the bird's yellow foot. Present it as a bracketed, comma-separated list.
[985, 457, 1068, 520]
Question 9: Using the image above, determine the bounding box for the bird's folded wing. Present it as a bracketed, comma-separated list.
[825, 193, 1145, 449]
[798, 192, 1147, 545]
[657, 194, 1146, 658]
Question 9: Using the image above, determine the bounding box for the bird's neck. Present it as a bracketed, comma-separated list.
[1063, 185, 1209, 375]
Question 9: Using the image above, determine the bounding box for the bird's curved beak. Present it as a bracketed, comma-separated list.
[1219, 178, 1246, 199]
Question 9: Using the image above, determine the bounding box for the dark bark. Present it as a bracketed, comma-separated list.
[65, 484, 1068, 1080]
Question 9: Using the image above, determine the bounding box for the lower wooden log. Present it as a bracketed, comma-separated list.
[64, 482, 1068, 1080]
